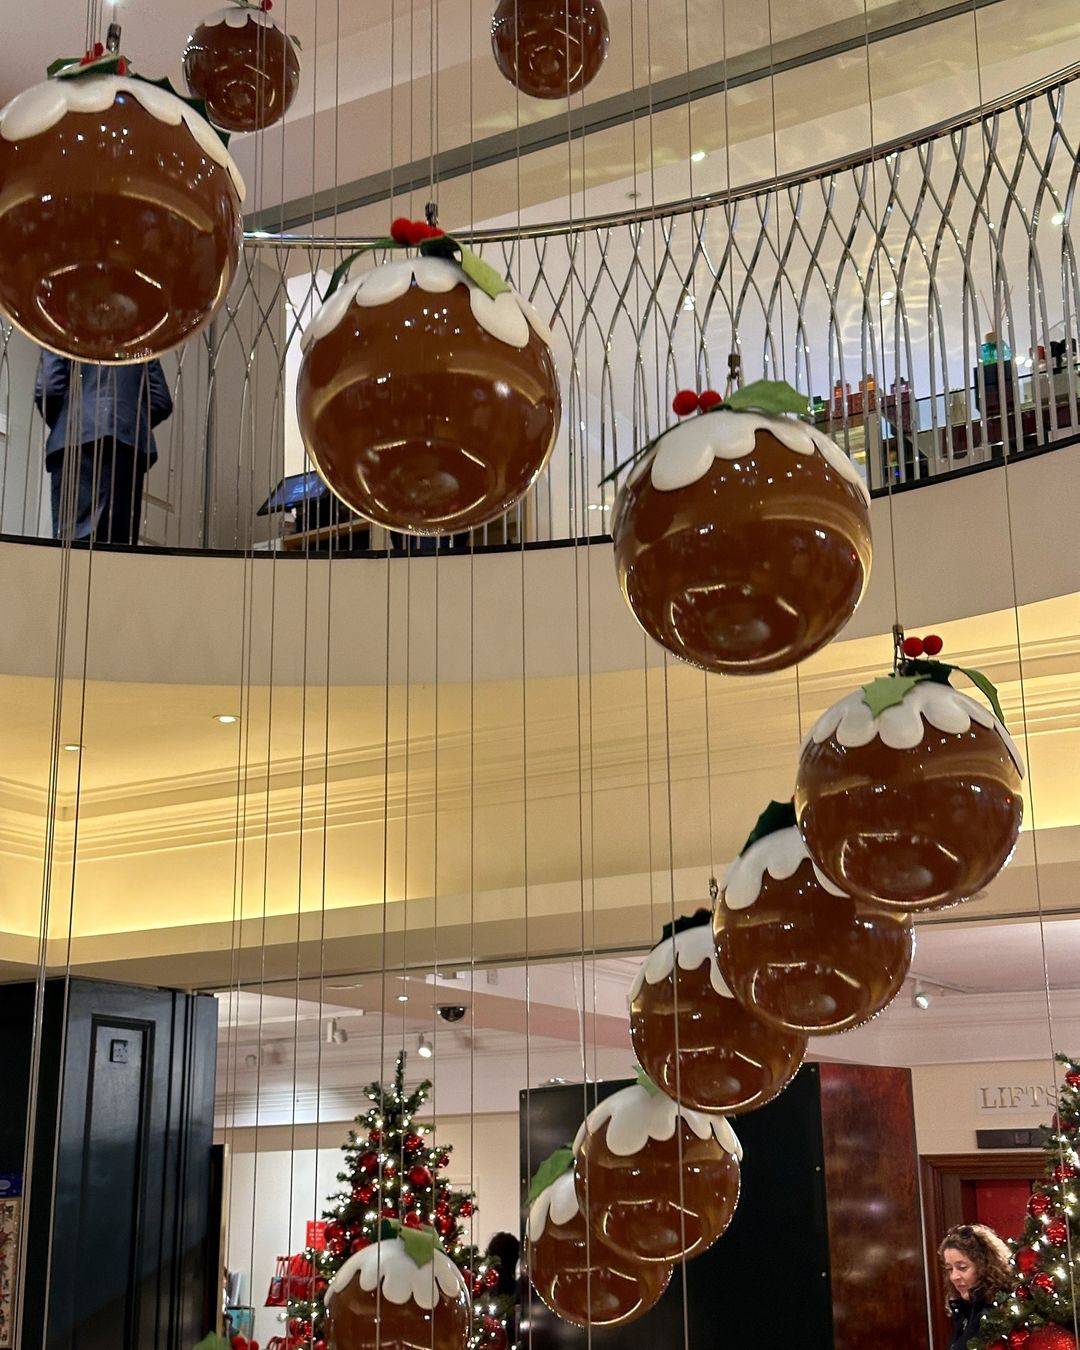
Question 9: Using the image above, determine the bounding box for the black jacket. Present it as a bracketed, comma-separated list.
[948, 1294, 991, 1350]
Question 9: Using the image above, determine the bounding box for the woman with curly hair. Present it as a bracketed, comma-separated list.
[939, 1223, 1013, 1350]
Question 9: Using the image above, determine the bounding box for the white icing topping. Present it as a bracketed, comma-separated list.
[527, 1168, 580, 1241]
[627, 923, 731, 1005]
[301, 257, 552, 353]
[722, 825, 847, 911]
[326, 1237, 466, 1311]
[0, 76, 246, 202]
[199, 5, 277, 29]
[572, 1082, 742, 1161]
[628, 409, 870, 506]
[804, 681, 1025, 776]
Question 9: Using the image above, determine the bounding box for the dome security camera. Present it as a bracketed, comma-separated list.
[438, 1004, 467, 1023]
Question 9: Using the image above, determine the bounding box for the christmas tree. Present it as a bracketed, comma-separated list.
[972, 1054, 1080, 1349]
[283, 1052, 506, 1350]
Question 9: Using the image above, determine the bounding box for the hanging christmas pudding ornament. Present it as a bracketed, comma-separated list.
[490, 0, 610, 100]
[629, 910, 805, 1113]
[525, 1146, 671, 1327]
[714, 801, 913, 1035]
[0, 49, 244, 362]
[298, 219, 561, 535]
[184, 1, 301, 133]
[325, 1223, 470, 1350]
[795, 635, 1024, 911]
[610, 381, 871, 674]
[573, 1068, 742, 1263]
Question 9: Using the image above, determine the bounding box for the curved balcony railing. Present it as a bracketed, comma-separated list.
[0, 64, 1077, 554]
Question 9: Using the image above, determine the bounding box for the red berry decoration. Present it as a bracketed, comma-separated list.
[408, 1164, 433, 1189]
[491, 0, 609, 99]
[184, 5, 300, 133]
[1015, 1246, 1040, 1275]
[574, 1080, 741, 1262]
[0, 72, 243, 363]
[671, 389, 700, 417]
[299, 256, 560, 536]
[697, 389, 723, 412]
[922, 633, 944, 655]
[613, 397, 871, 674]
[1029, 1191, 1052, 1217]
[1046, 1216, 1068, 1244]
[717, 808, 913, 1036]
[631, 914, 805, 1112]
[796, 668, 1024, 910]
[902, 635, 925, 658]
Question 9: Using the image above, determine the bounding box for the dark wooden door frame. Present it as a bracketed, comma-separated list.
[920, 1151, 1043, 1350]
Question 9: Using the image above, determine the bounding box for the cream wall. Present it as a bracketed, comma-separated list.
[221, 1111, 520, 1346]
[912, 1058, 1067, 1155]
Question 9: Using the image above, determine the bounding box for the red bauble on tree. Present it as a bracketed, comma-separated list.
[435, 1213, 454, 1238]
[1016, 1247, 1040, 1276]
[1065, 1071, 1080, 1087]
[481, 1315, 508, 1350]
[1045, 1216, 1069, 1244]
[408, 1164, 433, 1189]
[352, 1184, 375, 1205]
[402, 1212, 422, 1230]
[1029, 1192, 1052, 1218]
[1032, 1273, 1057, 1295]
[357, 1150, 379, 1174]
[349, 1238, 370, 1255]
[404, 1132, 423, 1154]
[1008, 1332, 1030, 1350]
[458, 1199, 472, 1216]
[1052, 1163, 1077, 1182]
[1027, 1328, 1078, 1350]
[368, 1129, 382, 1145]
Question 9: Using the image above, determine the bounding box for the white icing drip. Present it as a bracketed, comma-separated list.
[301, 257, 548, 353]
[0, 76, 246, 202]
[627, 923, 731, 1005]
[629, 409, 870, 505]
[326, 1237, 466, 1312]
[722, 825, 848, 911]
[199, 5, 277, 28]
[527, 1168, 580, 1241]
[572, 1082, 742, 1161]
[804, 681, 1025, 777]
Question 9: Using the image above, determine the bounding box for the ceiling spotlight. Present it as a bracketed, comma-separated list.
[1051, 211, 1066, 226]
[881, 290, 895, 305]
[214, 714, 239, 725]
[682, 293, 696, 311]
[62, 743, 81, 752]
[912, 983, 931, 1011]
[417, 1033, 433, 1060]
[325, 1018, 348, 1044]
[396, 992, 409, 1004]
[691, 150, 707, 163]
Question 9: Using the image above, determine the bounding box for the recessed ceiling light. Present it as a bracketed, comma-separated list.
[690, 150, 707, 163]
[396, 992, 409, 1003]
[62, 743, 81, 752]
[881, 290, 895, 304]
[912, 982, 931, 1010]
[1051, 211, 1066, 226]
[214, 714, 239, 725]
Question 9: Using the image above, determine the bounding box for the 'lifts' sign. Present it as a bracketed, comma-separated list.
[977, 1083, 1058, 1112]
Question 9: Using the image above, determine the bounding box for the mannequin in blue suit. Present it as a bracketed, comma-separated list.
[34, 352, 173, 544]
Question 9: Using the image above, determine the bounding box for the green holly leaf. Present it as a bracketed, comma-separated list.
[417, 234, 460, 262]
[324, 240, 396, 298]
[861, 673, 927, 717]
[457, 245, 510, 300]
[47, 56, 82, 77]
[726, 379, 810, 418]
[740, 800, 796, 855]
[634, 1064, 663, 1097]
[954, 666, 1007, 726]
[527, 1146, 574, 1205]
[390, 1220, 444, 1268]
[53, 53, 128, 80]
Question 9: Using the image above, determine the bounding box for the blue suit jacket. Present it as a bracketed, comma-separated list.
[34, 354, 173, 470]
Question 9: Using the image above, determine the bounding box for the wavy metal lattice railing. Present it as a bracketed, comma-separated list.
[0, 67, 1077, 551]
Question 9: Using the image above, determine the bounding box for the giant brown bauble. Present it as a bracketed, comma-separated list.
[491, 0, 610, 100]
[297, 256, 561, 535]
[629, 917, 806, 1112]
[325, 1236, 470, 1350]
[527, 1165, 671, 1326]
[716, 820, 913, 1035]
[184, 7, 300, 132]
[0, 76, 243, 362]
[573, 1080, 741, 1263]
[611, 409, 871, 674]
[795, 679, 1025, 911]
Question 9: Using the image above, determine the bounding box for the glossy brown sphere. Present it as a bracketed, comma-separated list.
[0, 85, 241, 362]
[326, 1267, 469, 1350]
[574, 1100, 740, 1263]
[796, 717, 1024, 912]
[629, 935, 806, 1113]
[491, 0, 609, 99]
[715, 858, 913, 1035]
[184, 12, 300, 132]
[297, 275, 561, 535]
[612, 426, 871, 674]
[528, 1190, 670, 1326]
